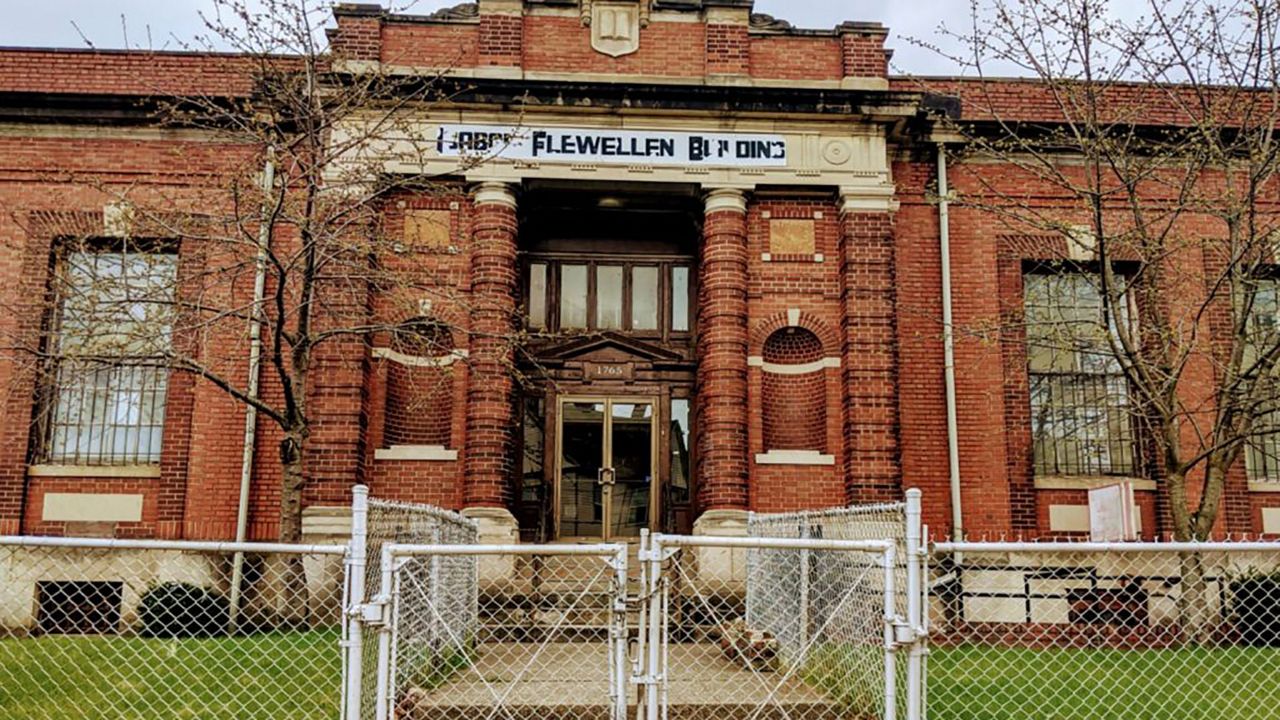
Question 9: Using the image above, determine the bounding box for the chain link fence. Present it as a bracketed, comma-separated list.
[357, 497, 478, 720]
[0, 537, 347, 719]
[927, 542, 1280, 720]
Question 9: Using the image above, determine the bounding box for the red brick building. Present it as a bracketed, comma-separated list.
[1, 0, 1278, 545]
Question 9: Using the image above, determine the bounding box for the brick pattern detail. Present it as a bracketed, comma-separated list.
[697, 205, 751, 511]
[383, 325, 456, 448]
[751, 36, 843, 81]
[479, 15, 523, 67]
[330, 15, 382, 62]
[840, 211, 901, 504]
[706, 24, 749, 76]
[840, 31, 889, 78]
[761, 328, 827, 452]
[465, 194, 519, 507]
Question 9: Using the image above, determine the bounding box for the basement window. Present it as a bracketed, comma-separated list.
[37, 581, 123, 635]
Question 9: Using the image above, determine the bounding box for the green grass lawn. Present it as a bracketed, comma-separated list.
[926, 645, 1280, 720]
[0, 629, 341, 719]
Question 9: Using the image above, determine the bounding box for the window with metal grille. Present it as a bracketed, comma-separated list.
[35, 242, 177, 465]
[1243, 278, 1280, 484]
[1024, 267, 1138, 477]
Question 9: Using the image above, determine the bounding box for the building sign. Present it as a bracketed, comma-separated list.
[435, 124, 788, 168]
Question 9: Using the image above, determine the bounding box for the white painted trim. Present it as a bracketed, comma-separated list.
[755, 450, 836, 466]
[1034, 475, 1157, 492]
[374, 445, 459, 461]
[1248, 481, 1280, 493]
[786, 308, 801, 327]
[747, 356, 841, 374]
[473, 181, 518, 208]
[839, 184, 900, 215]
[705, 187, 748, 214]
[27, 465, 161, 479]
[373, 347, 469, 367]
[42, 493, 144, 523]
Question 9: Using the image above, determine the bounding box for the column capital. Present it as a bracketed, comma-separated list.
[839, 184, 899, 216]
[472, 181, 518, 209]
[704, 187, 749, 215]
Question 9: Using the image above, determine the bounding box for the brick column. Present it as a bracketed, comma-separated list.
[464, 182, 519, 509]
[839, 189, 902, 504]
[696, 188, 751, 514]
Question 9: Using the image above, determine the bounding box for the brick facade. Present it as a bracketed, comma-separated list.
[0, 0, 1277, 543]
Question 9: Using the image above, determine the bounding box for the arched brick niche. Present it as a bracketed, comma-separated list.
[761, 328, 827, 453]
[382, 318, 457, 449]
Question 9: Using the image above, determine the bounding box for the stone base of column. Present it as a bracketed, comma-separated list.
[301, 505, 352, 543]
[462, 506, 520, 586]
[691, 508, 750, 589]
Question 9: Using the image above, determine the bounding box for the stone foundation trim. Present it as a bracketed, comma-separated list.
[1034, 475, 1156, 492]
[1047, 505, 1090, 533]
[27, 464, 161, 478]
[374, 445, 459, 461]
[754, 450, 836, 466]
[302, 506, 353, 539]
[41, 493, 144, 523]
[1263, 508, 1280, 534]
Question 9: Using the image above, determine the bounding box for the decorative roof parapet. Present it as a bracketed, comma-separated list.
[749, 13, 793, 33]
[426, 2, 480, 21]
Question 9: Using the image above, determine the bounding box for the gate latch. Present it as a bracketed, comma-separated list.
[354, 594, 389, 627]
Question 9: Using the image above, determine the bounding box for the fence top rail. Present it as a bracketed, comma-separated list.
[652, 533, 895, 553]
[934, 540, 1280, 553]
[367, 498, 479, 529]
[384, 542, 626, 557]
[0, 535, 349, 555]
[748, 502, 906, 524]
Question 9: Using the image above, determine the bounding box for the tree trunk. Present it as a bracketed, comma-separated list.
[271, 429, 310, 628]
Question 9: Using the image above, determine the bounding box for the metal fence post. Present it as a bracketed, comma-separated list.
[374, 544, 395, 720]
[344, 484, 369, 720]
[799, 519, 811, 651]
[883, 543, 899, 720]
[905, 488, 924, 720]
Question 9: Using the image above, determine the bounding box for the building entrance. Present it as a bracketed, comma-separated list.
[556, 396, 657, 540]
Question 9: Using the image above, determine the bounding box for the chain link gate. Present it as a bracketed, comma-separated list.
[348, 490, 926, 720]
[363, 542, 630, 720]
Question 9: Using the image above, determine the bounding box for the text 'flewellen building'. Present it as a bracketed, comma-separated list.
[2, 0, 1279, 546]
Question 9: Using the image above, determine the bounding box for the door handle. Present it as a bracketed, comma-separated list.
[597, 467, 616, 487]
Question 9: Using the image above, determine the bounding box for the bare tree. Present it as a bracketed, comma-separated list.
[3, 0, 530, 620]
[923, 0, 1280, 547]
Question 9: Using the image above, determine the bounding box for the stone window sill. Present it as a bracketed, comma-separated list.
[1248, 482, 1280, 493]
[27, 464, 161, 479]
[754, 450, 835, 466]
[1034, 475, 1156, 492]
[374, 445, 458, 462]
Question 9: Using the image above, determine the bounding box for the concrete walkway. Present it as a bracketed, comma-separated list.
[397, 641, 845, 719]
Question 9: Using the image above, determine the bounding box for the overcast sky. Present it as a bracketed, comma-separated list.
[0, 1, 980, 75]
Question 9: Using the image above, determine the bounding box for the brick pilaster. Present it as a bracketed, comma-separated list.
[696, 188, 750, 511]
[838, 22, 890, 80]
[839, 197, 902, 504]
[464, 182, 519, 508]
[478, 0, 523, 68]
